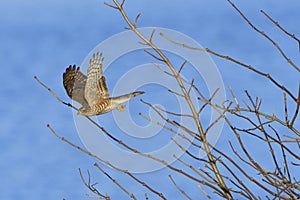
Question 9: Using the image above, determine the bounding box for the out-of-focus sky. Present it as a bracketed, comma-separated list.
[1, 0, 299, 199]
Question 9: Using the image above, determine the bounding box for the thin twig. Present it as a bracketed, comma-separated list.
[228, 86, 240, 109]
[155, 105, 193, 118]
[226, 0, 300, 72]
[133, 13, 141, 28]
[79, 169, 110, 199]
[178, 60, 188, 75]
[290, 84, 300, 126]
[284, 93, 289, 124]
[34, 76, 76, 109]
[94, 164, 137, 200]
[168, 175, 193, 200]
[159, 33, 298, 104]
[260, 10, 300, 51]
[197, 185, 213, 200]
[79, 169, 102, 199]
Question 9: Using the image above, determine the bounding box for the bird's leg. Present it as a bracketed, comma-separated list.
[117, 105, 126, 112]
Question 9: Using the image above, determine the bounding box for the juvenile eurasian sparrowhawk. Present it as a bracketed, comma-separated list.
[63, 52, 144, 116]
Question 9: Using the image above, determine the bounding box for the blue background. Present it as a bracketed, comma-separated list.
[1, 0, 299, 199]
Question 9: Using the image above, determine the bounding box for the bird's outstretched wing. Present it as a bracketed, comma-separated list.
[63, 65, 88, 106]
[85, 52, 109, 106]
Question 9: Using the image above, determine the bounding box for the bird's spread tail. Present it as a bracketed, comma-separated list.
[111, 91, 145, 108]
[131, 91, 145, 97]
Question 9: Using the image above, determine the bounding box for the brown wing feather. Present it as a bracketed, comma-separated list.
[63, 65, 88, 106]
[85, 52, 109, 106]
[99, 76, 109, 98]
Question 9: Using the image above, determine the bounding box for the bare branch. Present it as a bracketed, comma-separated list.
[133, 13, 141, 28]
[226, 0, 300, 72]
[178, 60, 187, 75]
[159, 33, 298, 103]
[197, 185, 213, 200]
[284, 93, 289, 124]
[260, 10, 300, 51]
[34, 76, 76, 109]
[228, 86, 240, 109]
[168, 175, 193, 200]
[37, 1, 300, 199]
[103, 2, 118, 9]
[290, 84, 300, 126]
[155, 105, 193, 118]
[144, 49, 164, 62]
[106, 3, 232, 196]
[94, 163, 137, 200]
[79, 168, 110, 199]
[149, 28, 156, 43]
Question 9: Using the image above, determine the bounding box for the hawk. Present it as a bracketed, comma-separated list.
[63, 52, 144, 116]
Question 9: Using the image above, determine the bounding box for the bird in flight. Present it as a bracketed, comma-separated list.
[63, 52, 144, 116]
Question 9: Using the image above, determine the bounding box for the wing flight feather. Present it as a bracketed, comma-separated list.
[85, 52, 109, 106]
[63, 65, 88, 106]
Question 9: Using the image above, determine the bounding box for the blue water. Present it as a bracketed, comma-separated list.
[1, 0, 299, 199]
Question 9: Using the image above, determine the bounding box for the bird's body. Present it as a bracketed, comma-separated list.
[63, 52, 144, 116]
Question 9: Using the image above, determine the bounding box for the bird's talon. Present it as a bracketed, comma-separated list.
[117, 105, 126, 112]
